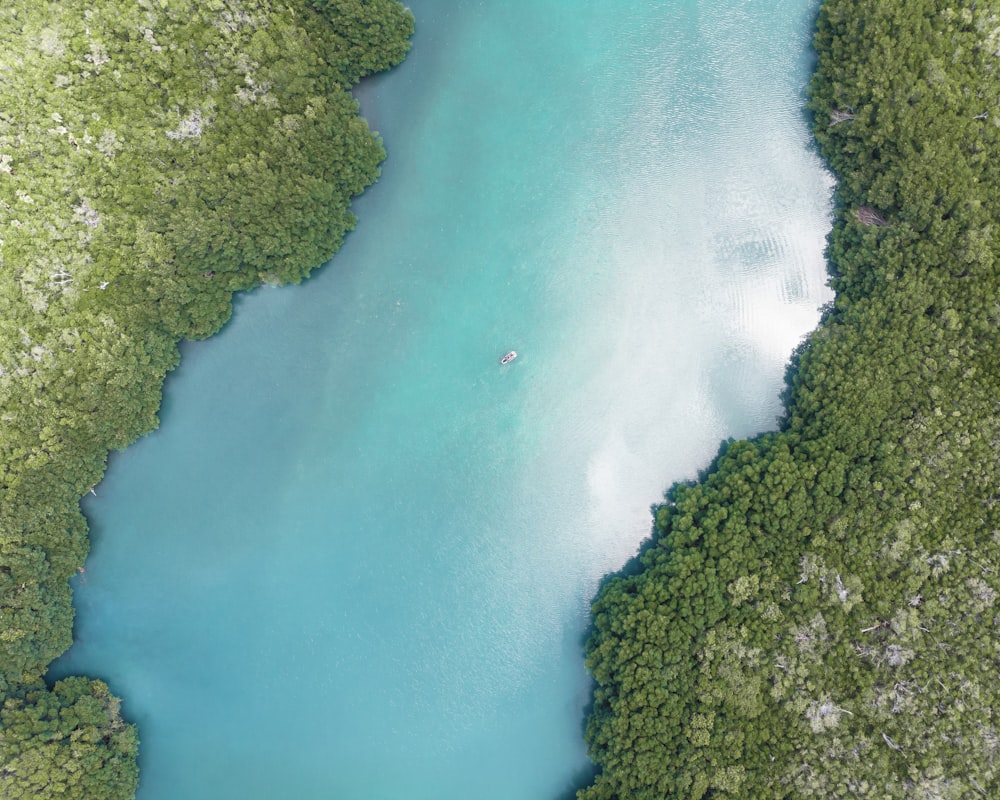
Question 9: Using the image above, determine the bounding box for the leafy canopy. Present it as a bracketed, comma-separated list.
[580, 1, 1000, 797]
[0, 1, 412, 796]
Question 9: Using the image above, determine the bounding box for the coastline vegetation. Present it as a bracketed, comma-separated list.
[4, 0, 998, 796]
[579, 0, 1000, 797]
[0, 1, 412, 796]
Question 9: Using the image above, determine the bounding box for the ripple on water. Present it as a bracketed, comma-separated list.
[50, 2, 833, 798]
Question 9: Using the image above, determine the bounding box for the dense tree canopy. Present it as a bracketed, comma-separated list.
[580, 0, 1000, 797]
[6, 0, 997, 796]
[0, 678, 138, 799]
[0, 0, 412, 796]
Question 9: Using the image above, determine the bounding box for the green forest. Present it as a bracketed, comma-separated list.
[0, 1, 412, 796]
[579, 0, 1000, 797]
[3, 0, 998, 797]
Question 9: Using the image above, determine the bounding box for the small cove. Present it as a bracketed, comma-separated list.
[52, 1, 834, 797]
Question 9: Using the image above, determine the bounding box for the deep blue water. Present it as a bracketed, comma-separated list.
[51, 1, 833, 797]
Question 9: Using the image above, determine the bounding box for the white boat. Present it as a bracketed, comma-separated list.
[500, 350, 517, 365]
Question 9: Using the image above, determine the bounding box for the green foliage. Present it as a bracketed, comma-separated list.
[0, 679, 138, 800]
[308, 0, 415, 83]
[0, 0, 411, 794]
[580, 0, 1000, 797]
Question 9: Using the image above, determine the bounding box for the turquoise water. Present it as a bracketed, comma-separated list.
[51, 1, 833, 798]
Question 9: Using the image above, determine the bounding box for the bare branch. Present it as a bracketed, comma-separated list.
[856, 206, 888, 227]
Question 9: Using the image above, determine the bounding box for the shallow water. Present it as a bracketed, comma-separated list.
[51, 1, 833, 797]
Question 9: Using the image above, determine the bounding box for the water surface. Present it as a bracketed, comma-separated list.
[52, 1, 833, 797]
